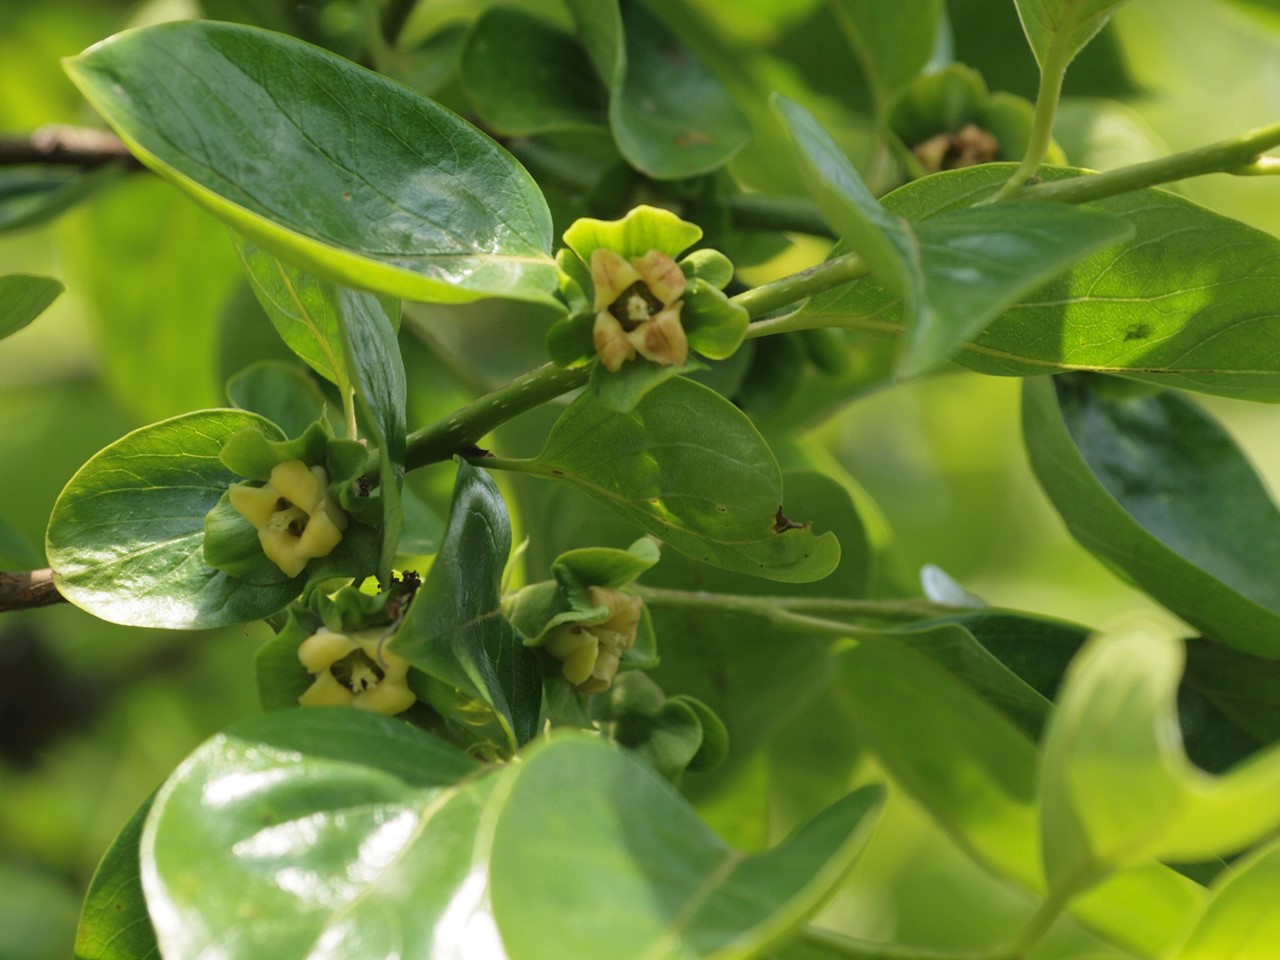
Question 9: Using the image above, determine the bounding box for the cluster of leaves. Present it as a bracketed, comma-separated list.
[6, 0, 1280, 958]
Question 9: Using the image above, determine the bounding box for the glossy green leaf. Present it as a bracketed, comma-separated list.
[796, 164, 1280, 400]
[233, 234, 400, 391]
[74, 795, 157, 960]
[226, 361, 328, 439]
[837, 633, 1207, 956]
[141, 709, 482, 960]
[46, 410, 300, 628]
[63, 175, 241, 422]
[1014, 0, 1132, 71]
[1170, 837, 1280, 959]
[65, 21, 559, 305]
[1024, 375, 1280, 658]
[391, 460, 540, 749]
[1042, 626, 1280, 894]
[831, 0, 944, 112]
[528, 377, 840, 583]
[566, 0, 751, 179]
[0, 273, 62, 341]
[460, 8, 607, 135]
[0, 162, 125, 233]
[335, 285, 406, 584]
[775, 100, 1128, 375]
[490, 736, 884, 960]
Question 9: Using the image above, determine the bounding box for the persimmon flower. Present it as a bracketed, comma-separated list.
[590, 247, 689, 371]
[228, 460, 348, 578]
[545, 586, 643, 693]
[296, 626, 415, 716]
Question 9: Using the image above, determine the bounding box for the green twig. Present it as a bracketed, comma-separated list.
[1019, 119, 1280, 205]
[405, 363, 588, 469]
[733, 252, 870, 323]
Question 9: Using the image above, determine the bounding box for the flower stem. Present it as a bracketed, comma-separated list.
[1018, 119, 1280, 205]
[404, 363, 588, 469]
[733, 252, 870, 324]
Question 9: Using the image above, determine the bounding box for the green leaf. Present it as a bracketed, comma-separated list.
[836, 633, 1207, 956]
[1014, 0, 1132, 71]
[1169, 837, 1280, 959]
[0, 273, 62, 341]
[774, 100, 1128, 376]
[529, 377, 840, 583]
[554, 536, 661, 589]
[335, 286, 406, 585]
[141, 710, 481, 960]
[232, 234, 400, 391]
[391, 460, 541, 749]
[74, 795, 158, 960]
[795, 164, 1280, 401]
[65, 21, 559, 306]
[226, 361, 328, 439]
[566, 0, 751, 179]
[1041, 626, 1280, 894]
[46, 410, 300, 628]
[0, 162, 125, 233]
[460, 8, 607, 135]
[489, 736, 884, 960]
[62, 176, 245, 422]
[1024, 376, 1280, 658]
[831, 0, 944, 112]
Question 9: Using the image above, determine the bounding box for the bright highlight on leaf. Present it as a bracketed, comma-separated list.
[64, 21, 559, 305]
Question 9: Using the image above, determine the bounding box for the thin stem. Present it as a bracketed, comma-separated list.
[987, 36, 1072, 203]
[725, 193, 833, 237]
[631, 584, 951, 626]
[0, 126, 140, 169]
[1019, 118, 1280, 205]
[0, 569, 65, 613]
[405, 363, 588, 469]
[465, 454, 554, 478]
[733, 252, 870, 323]
[342, 388, 359, 442]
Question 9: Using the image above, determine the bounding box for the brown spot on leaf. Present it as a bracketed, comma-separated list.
[773, 507, 807, 533]
[677, 131, 714, 148]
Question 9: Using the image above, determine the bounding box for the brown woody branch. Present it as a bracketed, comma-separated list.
[0, 569, 66, 613]
[0, 125, 141, 169]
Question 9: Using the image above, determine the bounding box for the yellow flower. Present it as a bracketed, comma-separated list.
[545, 586, 643, 693]
[590, 248, 689, 371]
[228, 460, 348, 578]
[296, 626, 416, 716]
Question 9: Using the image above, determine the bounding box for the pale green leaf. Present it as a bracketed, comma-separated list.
[0, 273, 62, 341]
[1170, 837, 1280, 960]
[1014, 0, 1132, 71]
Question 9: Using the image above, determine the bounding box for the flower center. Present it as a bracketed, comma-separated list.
[609, 281, 664, 329]
[330, 647, 386, 693]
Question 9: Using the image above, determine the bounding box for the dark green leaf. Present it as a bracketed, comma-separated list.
[0, 162, 125, 233]
[831, 0, 944, 112]
[74, 796, 158, 960]
[391, 460, 540, 748]
[460, 8, 607, 135]
[774, 101, 1128, 375]
[226, 361, 328, 439]
[0, 273, 62, 341]
[529, 377, 840, 582]
[796, 164, 1280, 400]
[1024, 375, 1280, 658]
[490, 736, 884, 959]
[65, 21, 559, 305]
[566, 0, 751, 178]
[46, 410, 300, 628]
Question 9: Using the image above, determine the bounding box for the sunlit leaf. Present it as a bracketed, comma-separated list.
[65, 21, 559, 305]
[1169, 837, 1280, 959]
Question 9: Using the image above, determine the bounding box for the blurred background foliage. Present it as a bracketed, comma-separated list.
[2, 0, 1279, 957]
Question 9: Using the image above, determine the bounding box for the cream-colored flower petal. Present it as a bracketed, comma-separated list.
[259, 529, 308, 578]
[355, 633, 410, 682]
[297, 508, 344, 560]
[269, 460, 326, 512]
[629, 304, 688, 367]
[298, 628, 359, 672]
[318, 495, 349, 532]
[562, 634, 600, 687]
[631, 249, 685, 306]
[590, 248, 641, 310]
[593, 310, 637, 372]
[546, 623, 589, 660]
[229, 482, 280, 529]
[581, 644, 623, 694]
[353, 681, 416, 716]
[298, 670, 355, 708]
[587, 586, 643, 642]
